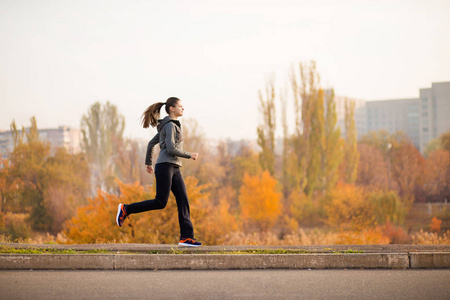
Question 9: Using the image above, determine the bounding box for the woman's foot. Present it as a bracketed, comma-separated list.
[178, 238, 202, 247]
[116, 204, 128, 227]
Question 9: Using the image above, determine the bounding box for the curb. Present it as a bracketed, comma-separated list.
[2, 252, 448, 270]
[410, 252, 450, 269]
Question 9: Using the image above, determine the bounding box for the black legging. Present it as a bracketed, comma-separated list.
[125, 163, 194, 239]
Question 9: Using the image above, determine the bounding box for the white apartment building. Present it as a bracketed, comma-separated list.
[333, 82, 449, 153]
[419, 82, 450, 152]
[366, 98, 420, 149]
[0, 126, 81, 158]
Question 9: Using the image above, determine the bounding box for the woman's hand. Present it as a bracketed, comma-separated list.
[191, 153, 199, 160]
[146, 165, 154, 174]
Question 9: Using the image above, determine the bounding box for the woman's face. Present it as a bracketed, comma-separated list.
[171, 101, 184, 118]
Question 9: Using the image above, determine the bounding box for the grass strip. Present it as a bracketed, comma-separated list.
[0, 247, 127, 255]
[1, 247, 365, 255]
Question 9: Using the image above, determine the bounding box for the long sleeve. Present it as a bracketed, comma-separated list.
[164, 123, 191, 159]
[145, 132, 160, 165]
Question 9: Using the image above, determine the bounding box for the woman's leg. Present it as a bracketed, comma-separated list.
[125, 164, 173, 214]
[171, 167, 194, 239]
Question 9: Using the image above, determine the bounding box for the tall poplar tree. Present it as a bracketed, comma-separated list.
[323, 89, 343, 193]
[280, 88, 291, 200]
[290, 61, 324, 195]
[257, 77, 276, 176]
[308, 86, 325, 194]
[344, 99, 359, 184]
[287, 61, 344, 198]
[81, 101, 125, 193]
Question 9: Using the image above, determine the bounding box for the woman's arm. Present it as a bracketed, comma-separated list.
[164, 123, 192, 159]
[145, 132, 160, 166]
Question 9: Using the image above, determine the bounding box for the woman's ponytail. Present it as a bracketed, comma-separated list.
[140, 102, 165, 128]
[140, 97, 180, 128]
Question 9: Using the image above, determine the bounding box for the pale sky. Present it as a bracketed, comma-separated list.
[1, 0, 449, 141]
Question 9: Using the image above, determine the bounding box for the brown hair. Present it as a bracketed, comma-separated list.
[140, 97, 180, 128]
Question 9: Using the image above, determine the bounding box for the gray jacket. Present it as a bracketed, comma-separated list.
[145, 116, 191, 167]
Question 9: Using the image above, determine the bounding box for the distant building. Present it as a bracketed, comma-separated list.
[333, 81, 449, 153]
[0, 126, 82, 158]
[366, 98, 420, 149]
[419, 82, 450, 152]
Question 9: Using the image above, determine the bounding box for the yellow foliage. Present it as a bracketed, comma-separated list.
[238, 171, 282, 231]
[288, 188, 324, 225]
[412, 229, 450, 245]
[0, 212, 32, 240]
[222, 227, 390, 245]
[325, 183, 376, 230]
[288, 188, 308, 221]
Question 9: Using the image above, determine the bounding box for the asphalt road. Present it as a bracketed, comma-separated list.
[1, 270, 449, 299]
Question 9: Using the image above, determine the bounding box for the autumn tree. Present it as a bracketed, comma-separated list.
[279, 88, 291, 200]
[9, 117, 52, 231]
[0, 155, 21, 213]
[238, 171, 282, 232]
[257, 76, 276, 176]
[65, 177, 237, 245]
[356, 144, 389, 190]
[440, 132, 450, 154]
[80, 101, 125, 194]
[290, 61, 324, 195]
[7, 117, 90, 234]
[115, 139, 142, 185]
[229, 142, 263, 193]
[325, 183, 375, 230]
[368, 190, 406, 225]
[391, 143, 425, 202]
[44, 148, 90, 233]
[359, 130, 417, 194]
[423, 138, 442, 158]
[359, 130, 410, 154]
[424, 150, 450, 202]
[178, 118, 210, 184]
[343, 99, 359, 184]
[323, 89, 343, 193]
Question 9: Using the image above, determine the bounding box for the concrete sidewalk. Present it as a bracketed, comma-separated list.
[1, 243, 449, 270]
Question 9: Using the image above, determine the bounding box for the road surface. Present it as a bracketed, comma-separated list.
[1, 269, 449, 299]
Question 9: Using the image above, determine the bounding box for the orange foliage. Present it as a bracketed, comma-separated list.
[382, 221, 410, 244]
[0, 155, 22, 213]
[334, 228, 390, 244]
[325, 183, 375, 230]
[430, 217, 442, 233]
[64, 177, 238, 245]
[238, 171, 282, 232]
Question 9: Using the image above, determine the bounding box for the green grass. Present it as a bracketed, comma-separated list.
[0, 247, 116, 255]
[1, 246, 364, 255]
[332, 249, 364, 254]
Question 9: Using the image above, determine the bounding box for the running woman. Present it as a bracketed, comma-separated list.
[116, 97, 202, 247]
